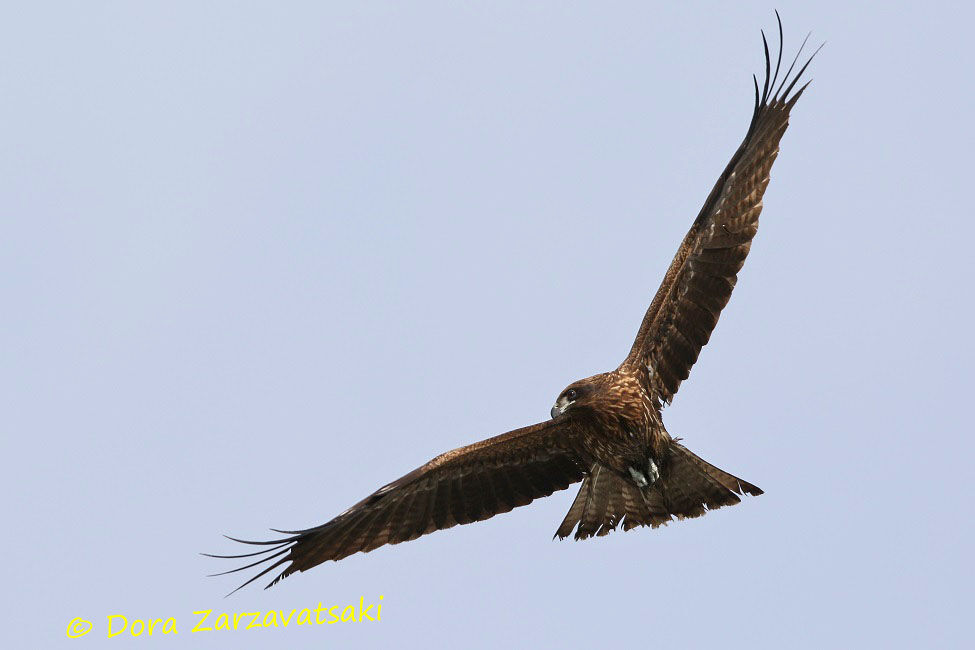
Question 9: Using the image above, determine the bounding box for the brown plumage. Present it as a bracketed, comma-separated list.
[208, 14, 819, 593]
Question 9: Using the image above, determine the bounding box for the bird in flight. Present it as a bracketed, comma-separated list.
[210, 14, 819, 593]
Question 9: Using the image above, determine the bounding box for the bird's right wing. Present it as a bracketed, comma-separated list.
[208, 417, 588, 592]
[623, 15, 820, 405]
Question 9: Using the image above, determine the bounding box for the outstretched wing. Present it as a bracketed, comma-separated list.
[208, 418, 587, 592]
[623, 15, 820, 405]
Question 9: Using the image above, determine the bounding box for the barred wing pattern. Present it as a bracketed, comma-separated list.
[624, 21, 820, 405]
[209, 419, 587, 592]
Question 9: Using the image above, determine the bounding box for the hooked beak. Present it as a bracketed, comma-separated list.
[550, 399, 574, 419]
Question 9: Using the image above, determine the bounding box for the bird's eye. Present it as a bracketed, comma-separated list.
[566, 389, 578, 401]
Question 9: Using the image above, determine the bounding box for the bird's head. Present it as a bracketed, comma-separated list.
[550, 373, 608, 419]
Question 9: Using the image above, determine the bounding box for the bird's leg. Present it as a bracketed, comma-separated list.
[646, 458, 660, 484]
[627, 457, 660, 488]
[627, 466, 649, 487]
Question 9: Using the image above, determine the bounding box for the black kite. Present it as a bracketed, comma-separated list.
[209, 14, 819, 593]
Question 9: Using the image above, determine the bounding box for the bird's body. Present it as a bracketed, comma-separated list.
[547, 363, 761, 541]
[210, 14, 819, 593]
[557, 369, 665, 477]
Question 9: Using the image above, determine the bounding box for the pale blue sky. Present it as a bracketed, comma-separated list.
[2, 2, 972, 648]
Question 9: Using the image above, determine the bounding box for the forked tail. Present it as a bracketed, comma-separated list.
[555, 443, 762, 540]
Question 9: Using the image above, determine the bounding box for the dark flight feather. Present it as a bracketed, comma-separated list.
[624, 13, 820, 405]
[206, 419, 588, 591]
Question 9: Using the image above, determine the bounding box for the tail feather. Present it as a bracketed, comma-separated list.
[621, 480, 670, 531]
[555, 472, 591, 539]
[555, 442, 762, 541]
[619, 481, 646, 531]
[597, 477, 623, 537]
[575, 465, 611, 539]
[672, 442, 763, 497]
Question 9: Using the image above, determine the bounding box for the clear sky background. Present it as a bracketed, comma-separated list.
[3, 2, 972, 648]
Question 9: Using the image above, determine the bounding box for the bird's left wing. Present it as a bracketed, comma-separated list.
[623, 18, 819, 405]
[208, 417, 587, 592]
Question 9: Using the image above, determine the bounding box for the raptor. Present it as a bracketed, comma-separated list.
[210, 14, 819, 593]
